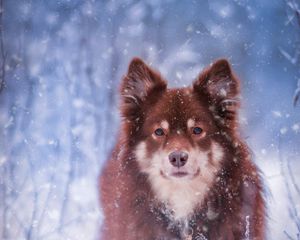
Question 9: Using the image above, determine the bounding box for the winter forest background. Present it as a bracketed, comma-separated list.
[0, 0, 300, 239]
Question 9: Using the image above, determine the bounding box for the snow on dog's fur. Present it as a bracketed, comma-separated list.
[99, 58, 265, 240]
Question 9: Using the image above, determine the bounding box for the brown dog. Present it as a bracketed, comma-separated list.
[99, 58, 265, 240]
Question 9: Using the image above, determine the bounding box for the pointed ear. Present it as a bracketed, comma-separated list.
[193, 59, 240, 127]
[120, 58, 167, 121]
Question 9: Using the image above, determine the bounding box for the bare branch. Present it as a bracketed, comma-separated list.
[294, 79, 300, 106]
[36, 173, 55, 236]
[0, 0, 6, 93]
[26, 149, 40, 240]
[279, 47, 299, 65]
[39, 215, 84, 239]
[284, 230, 296, 240]
[283, 0, 300, 107]
[287, 156, 300, 195]
[279, 135, 300, 238]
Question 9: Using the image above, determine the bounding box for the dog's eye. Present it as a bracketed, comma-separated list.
[154, 128, 165, 136]
[192, 127, 203, 135]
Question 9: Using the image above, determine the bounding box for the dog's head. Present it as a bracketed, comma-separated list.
[120, 58, 240, 212]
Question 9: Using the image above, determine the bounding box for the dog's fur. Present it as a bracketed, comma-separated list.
[99, 58, 265, 240]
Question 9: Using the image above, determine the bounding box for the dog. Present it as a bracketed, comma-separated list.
[99, 58, 265, 240]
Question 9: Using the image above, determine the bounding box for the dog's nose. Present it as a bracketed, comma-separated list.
[168, 151, 188, 167]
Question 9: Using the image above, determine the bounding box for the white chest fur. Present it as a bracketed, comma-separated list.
[135, 141, 224, 220]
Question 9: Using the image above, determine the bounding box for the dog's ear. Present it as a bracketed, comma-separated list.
[193, 59, 240, 128]
[120, 58, 167, 121]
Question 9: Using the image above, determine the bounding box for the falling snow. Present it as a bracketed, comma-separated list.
[0, 1, 299, 240]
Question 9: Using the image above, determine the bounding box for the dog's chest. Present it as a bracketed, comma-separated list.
[149, 175, 211, 220]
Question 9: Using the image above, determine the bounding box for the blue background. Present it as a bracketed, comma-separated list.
[0, 0, 299, 239]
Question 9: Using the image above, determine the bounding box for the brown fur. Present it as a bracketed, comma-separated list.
[99, 58, 265, 240]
